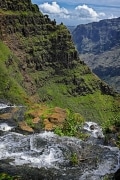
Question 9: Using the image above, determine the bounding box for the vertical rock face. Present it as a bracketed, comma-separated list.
[0, 0, 78, 70]
[72, 17, 120, 54]
[0, 0, 39, 12]
[0, 0, 79, 100]
[72, 17, 120, 92]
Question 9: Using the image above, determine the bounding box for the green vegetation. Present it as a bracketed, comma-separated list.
[0, 1, 119, 180]
[103, 175, 113, 180]
[0, 173, 20, 180]
[0, 0, 119, 138]
[0, 41, 27, 104]
[38, 71, 120, 125]
[25, 110, 35, 127]
[70, 153, 79, 165]
[102, 114, 120, 148]
[54, 110, 88, 139]
[102, 115, 120, 132]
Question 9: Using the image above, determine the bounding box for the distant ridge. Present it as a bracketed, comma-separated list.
[72, 17, 120, 92]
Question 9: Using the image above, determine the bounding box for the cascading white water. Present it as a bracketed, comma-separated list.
[0, 104, 9, 109]
[0, 103, 24, 131]
[80, 145, 119, 179]
[0, 132, 65, 168]
[0, 103, 24, 110]
[83, 121, 104, 138]
[0, 105, 119, 180]
[0, 103, 16, 109]
[0, 130, 119, 180]
[0, 123, 14, 131]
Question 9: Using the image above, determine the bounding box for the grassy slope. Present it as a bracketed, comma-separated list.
[0, 6, 119, 128]
[38, 72, 120, 125]
[0, 41, 27, 104]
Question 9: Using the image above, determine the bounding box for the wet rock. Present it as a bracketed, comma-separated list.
[115, 169, 120, 180]
[0, 112, 13, 120]
[44, 118, 55, 131]
[18, 121, 34, 133]
[0, 104, 28, 134]
[0, 131, 119, 180]
[48, 107, 66, 124]
[90, 124, 95, 130]
[32, 117, 40, 124]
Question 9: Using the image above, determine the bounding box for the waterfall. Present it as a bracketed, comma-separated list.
[0, 130, 119, 179]
[0, 104, 119, 179]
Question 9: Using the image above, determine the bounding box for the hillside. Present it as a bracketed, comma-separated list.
[0, 0, 120, 125]
[72, 17, 120, 92]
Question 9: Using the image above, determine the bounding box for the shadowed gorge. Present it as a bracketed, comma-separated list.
[72, 17, 120, 92]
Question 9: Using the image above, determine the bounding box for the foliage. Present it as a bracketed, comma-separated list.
[62, 111, 84, 137]
[0, 41, 27, 104]
[24, 104, 54, 129]
[0, 0, 120, 134]
[103, 174, 114, 180]
[102, 114, 120, 148]
[39, 74, 120, 125]
[0, 173, 20, 180]
[102, 115, 120, 133]
[70, 153, 79, 165]
[54, 110, 87, 139]
[24, 112, 34, 127]
[54, 126, 64, 136]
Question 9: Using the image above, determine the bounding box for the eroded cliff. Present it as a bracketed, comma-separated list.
[0, 0, 119, 123]
[72, 17, 120, 92]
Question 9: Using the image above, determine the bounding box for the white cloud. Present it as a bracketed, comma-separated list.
[39, 2, 69, 18]
[108, 14, 117, 19]
[75, 4, 105, 20]
[37, 1, 119, 25]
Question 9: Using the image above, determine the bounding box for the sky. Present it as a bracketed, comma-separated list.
[32, 0, 120, 26]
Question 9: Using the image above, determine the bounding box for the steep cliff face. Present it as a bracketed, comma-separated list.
[72, 18, 120, 54]
[0, 0, 119, 123]
[72, 17, 120, 92]
[0, 0, 39, 12]
[0, 0, 78, 101]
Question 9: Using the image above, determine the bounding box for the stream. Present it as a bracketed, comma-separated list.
[0, 104, 120, 180]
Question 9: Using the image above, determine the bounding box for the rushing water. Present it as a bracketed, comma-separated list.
[0, 104, 119, 179]
[0, 130, 119, 179]
[0, 103, 16, 109]
[83, 121, 104, 138]
[0, 123, 14, 131]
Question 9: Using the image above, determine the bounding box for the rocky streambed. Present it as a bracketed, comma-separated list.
[0, 104, 120, 180]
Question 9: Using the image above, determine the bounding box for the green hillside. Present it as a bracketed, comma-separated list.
[0, 0, 119, 127]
